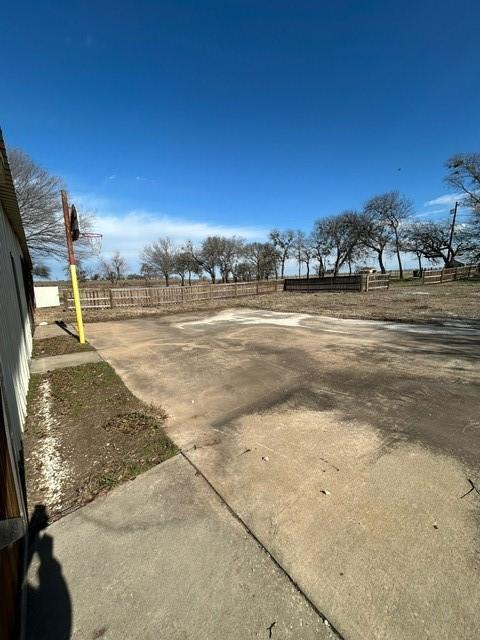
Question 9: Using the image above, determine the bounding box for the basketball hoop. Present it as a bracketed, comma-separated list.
[79, 232, 103, 256]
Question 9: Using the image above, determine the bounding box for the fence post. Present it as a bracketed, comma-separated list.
[440, 270, 443, 283]
[109, 289, 114, 308]
[63, 290, 69, 310]
[256, 281, 259, 295]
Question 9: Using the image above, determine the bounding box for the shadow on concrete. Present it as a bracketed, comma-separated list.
[26, 505, 72, 640]
[55, 320, 79, 341]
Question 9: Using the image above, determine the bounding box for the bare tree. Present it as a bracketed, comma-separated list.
[407, 221, 478, 266]
[217, 237, 244, 283]
[174, 250, 199, 286]
[187, 236, 234, 284]
[400, 222, 431, 272]
[300, 236, 316, 279]
[140, 262, 157, 284]
[364, 191, 412, 278]
[8, 147, 94, 261]
[269, 229, 295, 278]
[99, 251, 128, 284]
[244, 242, 277, 280]
[310, 223, 332, 276]
[141, 238, 177, 286]
[292, 231, 306, 277]
[445, 153, 480, 218]
[356, 210, 392, 274]
[316, 212, 360, 275]
[234, 261, 256, 281]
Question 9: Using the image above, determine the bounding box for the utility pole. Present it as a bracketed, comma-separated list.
[447, 201, 458, 267]
[61, 190, 86, 344]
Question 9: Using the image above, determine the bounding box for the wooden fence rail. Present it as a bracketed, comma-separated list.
[386, 269, 416, 280]
[64, 280, 283, 310]
[364, 273, 390, 291]
[421, 264, 479, 285]
[284, 273, 389, 293]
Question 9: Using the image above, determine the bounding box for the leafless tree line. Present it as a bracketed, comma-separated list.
[134, 175, 479, 284]
[138, 236, 279, 285]
[9, 144, 479, 282]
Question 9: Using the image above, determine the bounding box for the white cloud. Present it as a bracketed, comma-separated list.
[96, 211, 267, 258]
[70, 192, 268, 268]
[412, 208, 446, 219]
[424, 193, 463, 208]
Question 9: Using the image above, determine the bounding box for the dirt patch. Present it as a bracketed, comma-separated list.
[35, 278, 480, 326]
[32, 334, 94, 357]
[24, 362, 177, 521]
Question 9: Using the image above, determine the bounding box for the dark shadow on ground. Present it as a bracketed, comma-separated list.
[56, 320, 79, 341]
[26, 505, 72, 640]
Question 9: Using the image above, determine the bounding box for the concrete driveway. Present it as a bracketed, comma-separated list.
[28, 455, 333, 640]
[88, 309, 480, 639]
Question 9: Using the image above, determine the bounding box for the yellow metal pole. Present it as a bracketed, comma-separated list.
[70, 264, 86, 344]
[61, 190, 87, 344]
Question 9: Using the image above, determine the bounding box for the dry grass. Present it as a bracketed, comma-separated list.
[35, 278, 480, 326]
[24, 361, 177, 521]
[32, 335, 94, 357]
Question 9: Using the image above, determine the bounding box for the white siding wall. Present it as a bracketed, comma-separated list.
[0, 201, 32, 459]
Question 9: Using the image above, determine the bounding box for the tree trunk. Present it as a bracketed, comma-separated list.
[395, 248, 403, 279]
[188, 270, 192, 286]
[377, 251, 386, 274]
[306, 261, 310, 279]
[317, 258, 325, 277]
[165, 274, 169, 287]
[417, 254, 422, 273]
[180, 274, 185, 286]
[393, 229, 403, 278]
[334, 250, 343, 276]
[281, 257, 286, 278]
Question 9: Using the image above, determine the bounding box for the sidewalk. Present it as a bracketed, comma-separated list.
[30, 350, 101, 373]
[26, 455, 334, 640]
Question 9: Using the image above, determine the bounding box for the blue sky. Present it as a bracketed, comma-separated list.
[2, 1, 479, 275]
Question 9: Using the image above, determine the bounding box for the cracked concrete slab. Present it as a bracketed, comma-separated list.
[27, 455, 335, 640]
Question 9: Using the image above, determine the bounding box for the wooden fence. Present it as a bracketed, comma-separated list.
[364, 273, 390, 290]
[386, 269, 416, 280]
[284, 273, 389, 293]
[64, 280, 283, 310]
[421, 264, 479, 285]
